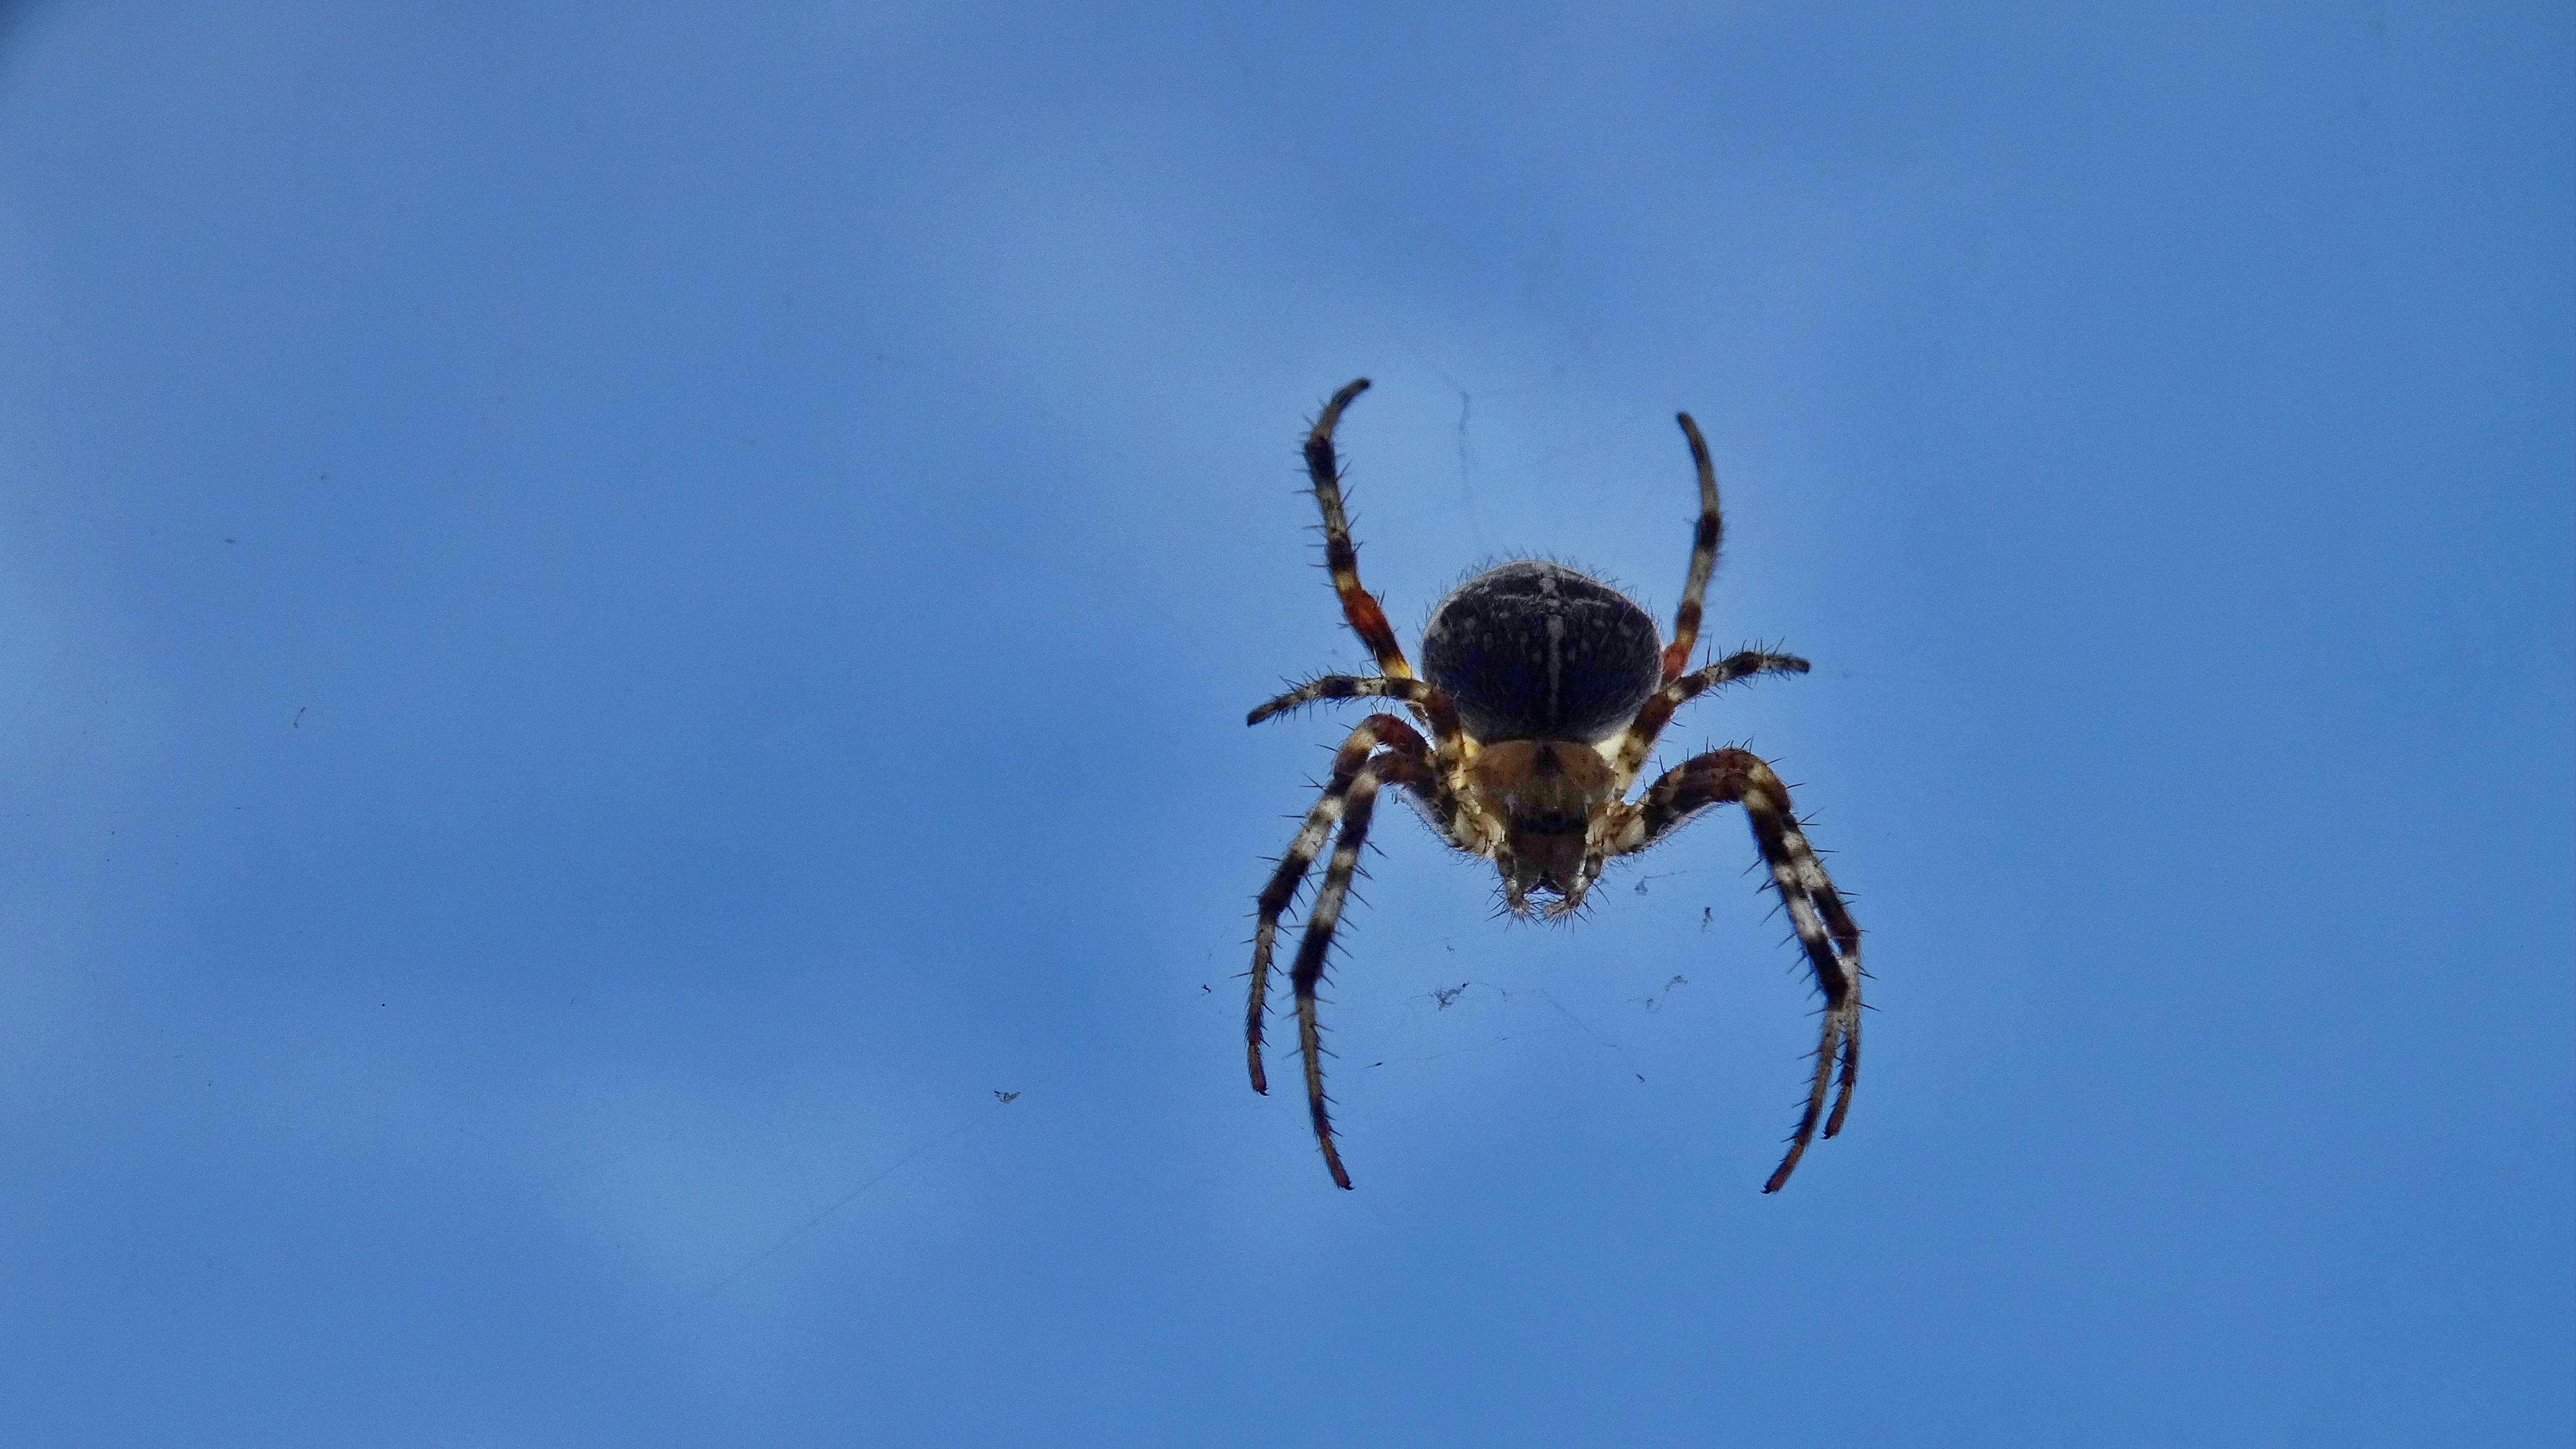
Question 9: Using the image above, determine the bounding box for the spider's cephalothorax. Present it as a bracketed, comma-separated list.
[1245, 378, 1864, 1194]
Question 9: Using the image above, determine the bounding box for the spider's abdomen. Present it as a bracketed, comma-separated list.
[1420, 560, 1662, 743]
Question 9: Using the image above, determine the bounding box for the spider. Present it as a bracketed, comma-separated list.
[1245, 378, 1863, 1194]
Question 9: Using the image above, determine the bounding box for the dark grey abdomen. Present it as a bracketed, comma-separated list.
[1420, 560, 1662, 743]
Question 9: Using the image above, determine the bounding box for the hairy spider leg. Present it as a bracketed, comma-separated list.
[1304, 378, 1418, 683]
[1606, 649, 1812, 789]
[1288, 745, 1439, 1191]
[1659, 413, 1727, 685]
[1617, 748, 1861, 1192]
[1248, 674, 1471, 774]
[1248, 715, 1433, 1097]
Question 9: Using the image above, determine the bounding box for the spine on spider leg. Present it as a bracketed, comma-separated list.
[1303, 378, 1415, 682]
[1661, 412, 1726, 684]
[1246, 784, 1353, 1096]
[1736, 768, 1861, 1194]
[1247, 716, 1421, 1096]
[1287, 767, 1384, 1192]
[1247, 681, 1463, 775]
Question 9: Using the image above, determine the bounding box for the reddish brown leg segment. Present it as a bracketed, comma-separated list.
[1303, 379, 1416, 681]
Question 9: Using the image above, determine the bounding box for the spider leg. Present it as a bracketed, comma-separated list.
[1607, 649, 1812, 788]
[1248, 715, 1432, 1099]
[1287, 744, 1436, 1190]
[1303, 379, 1417, 681]
[1613, 747, 1860, 1193]
[1659, 412, 1727, 684]
[1247, 674, 1470, 772]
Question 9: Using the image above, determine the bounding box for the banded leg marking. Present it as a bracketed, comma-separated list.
[1247, 715, 1428, 1096]
[1247, 674, 1469, 772]
[1304, 378, 1416, 680]
[1288, 754, 1399, 1191]
[1659, 412, 1726, 684]
[1608, 649, 1811, 787]
[1627, 747, 1860, 1193]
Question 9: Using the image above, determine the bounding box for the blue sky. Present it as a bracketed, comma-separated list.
[1, 1, 2568, 1444]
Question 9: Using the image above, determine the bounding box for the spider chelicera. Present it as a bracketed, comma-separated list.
[1245, 378, 1863, 1194]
